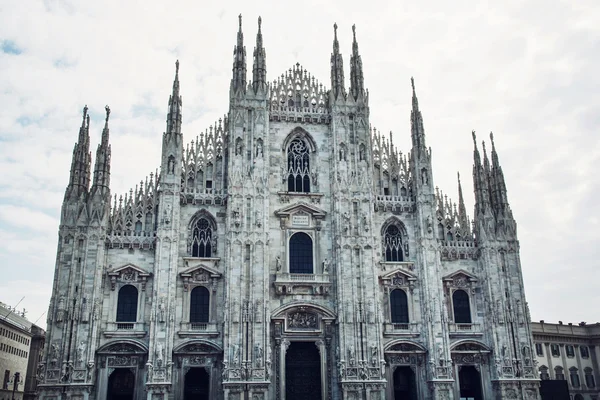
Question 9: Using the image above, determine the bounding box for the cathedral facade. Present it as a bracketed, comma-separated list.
[37, 16, 540, 400]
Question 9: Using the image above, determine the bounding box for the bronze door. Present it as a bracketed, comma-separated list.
[107, 368, 135, 400]
[184, 367, 210, 400]
[285, 342, 322, 400]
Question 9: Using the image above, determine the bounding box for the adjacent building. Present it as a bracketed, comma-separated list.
[0, 301, 44, 400]
[37, 17, 540, 400]
[532, 321, 600, 400]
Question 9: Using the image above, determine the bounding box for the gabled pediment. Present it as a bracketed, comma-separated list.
[107, 263, 152, 290]
[108, 263, 151, 278]
[274, 201, 327, 230]
[179, 264, 221, 291]
[442, 269, 478, 283]
[274, 201, 327, 218]
[442, 269, 478, 290]
[380, 268, 417, 288]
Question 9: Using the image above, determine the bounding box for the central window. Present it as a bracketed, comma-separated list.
[287, 138, 310, 193]
[191, 218, 212, 257]
[384, 225, 404, 261]
[190, 286, 210, 323]
[289, 232, 313, 273]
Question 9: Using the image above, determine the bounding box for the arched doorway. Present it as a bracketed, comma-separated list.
[184, 367, 210, 400]
[285, 342, 322, 400]
[393, 366, 417, 400]
[107, 369, 135, 400]
[458, 366, 482, 400]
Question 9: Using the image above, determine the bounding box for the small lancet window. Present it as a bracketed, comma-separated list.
[287, 138, 310, 193]
[191, 218, 213, 257]
[384, 224, 404, 261]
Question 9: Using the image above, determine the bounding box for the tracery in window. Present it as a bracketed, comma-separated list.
[287, 138, 310, 193]
[191, 218, 213, 257]
[289, 232, 313, 274]
[384, 225, 404, 261]
[116, 285, 138, 322]
[452, 289, 471, 323]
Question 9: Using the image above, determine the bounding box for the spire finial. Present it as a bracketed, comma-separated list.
[82, 105, 88, 127]
[490, 131, 495, 146]
[352, 24, 356, 41]
[457, 171, 461, 182]
[176, 59, 179, 74]
[238, 14, 242, 30]
[411, 77, 415, 94]
[472, 130, 477, 145]
[258, 16, 262, 32]
[105, 105, 111, 123]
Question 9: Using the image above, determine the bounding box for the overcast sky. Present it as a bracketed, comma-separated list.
[1, 0, 598, 329]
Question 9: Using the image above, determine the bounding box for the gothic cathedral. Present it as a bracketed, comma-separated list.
[37, 16, 540, 400]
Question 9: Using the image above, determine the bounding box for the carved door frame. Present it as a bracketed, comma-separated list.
[96, 340, 148, 400]
[384, 341, 427, 400]
[271, 304, 336, 400]
[173, 340, 223, 400]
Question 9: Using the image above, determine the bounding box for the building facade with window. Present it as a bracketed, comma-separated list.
[37, 17, 539, 400]
[532, 321, 600, 400]
[0, 302, 37, 400]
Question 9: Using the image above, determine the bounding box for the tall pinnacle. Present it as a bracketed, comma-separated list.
[349, 24, 365, 101]
[166, 60, 182, 134]
[410, 78, 426, 152]
[457, 172, 469, 232]
[65, 105, 92, 200]
[231, 14, 247, 94]
[489, 132, 509, 208]
[252, 16, 267, 94]
[92, 105, 112, 192]
[330, 23, 346, 101]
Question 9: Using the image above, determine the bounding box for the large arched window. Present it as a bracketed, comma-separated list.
[191, 217, 213, 257]
[384, 225, 404, 261]
[190, 286, 210, 323]
[390, 289, 409, 323]
[289, 232, 313, 273]
[116, 285, 138, 322]
[452, 289, 471, 323]
[287, 138, 310, 193]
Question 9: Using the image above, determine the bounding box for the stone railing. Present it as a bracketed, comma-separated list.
[448, 322, 482, 336]
[104, 322, 147, 338]
[274, 273, 331, 296]
[383, 322, 420, 337]
[178, 322, 219, 338]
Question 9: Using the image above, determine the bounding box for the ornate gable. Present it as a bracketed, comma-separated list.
[107, 264, 152, 291]
[379, 268, 417, 291]
[274, 201, 326, 230]
[179, 264, 222, 291]
[442, 269, 478, 289]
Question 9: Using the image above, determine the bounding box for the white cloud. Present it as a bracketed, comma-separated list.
[0, 0, 599, 328]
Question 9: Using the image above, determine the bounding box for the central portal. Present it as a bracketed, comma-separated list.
[285, 341, 322, 400]
[107, 369, 135, 400]
[184, 367, 210, 400]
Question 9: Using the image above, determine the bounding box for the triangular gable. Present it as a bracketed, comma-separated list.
[179, 264, 221, 279]
[442, 269, 478, 283]
[379, 268, 417, 287]
[108, 263, 151, 278]
[274, 201, 327, 219]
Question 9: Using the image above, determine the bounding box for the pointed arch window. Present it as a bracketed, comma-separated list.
[190, 286, 210, 323]
[452, 289, 471, 323]
[289, 232, 313, 273]
[191, 218, 213, 257]
[390, 289, 409, 323]
[384, 225, 404, 261]
[116, 285, 138, 322]
[287, 138, 310, 193]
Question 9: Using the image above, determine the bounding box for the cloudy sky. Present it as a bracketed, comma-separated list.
[0, 0, 598, 329]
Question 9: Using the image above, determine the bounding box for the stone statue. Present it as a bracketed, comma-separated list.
[322, 258, 330, 273]
[76, 341, 85, 365]
[276, 256, 282, 272]
[155, 342, 164, 366]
